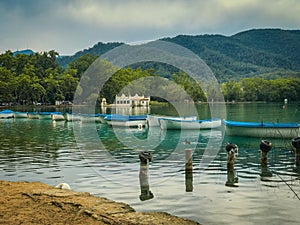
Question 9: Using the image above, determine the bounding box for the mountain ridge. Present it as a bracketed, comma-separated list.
[57, 28, 300, 81]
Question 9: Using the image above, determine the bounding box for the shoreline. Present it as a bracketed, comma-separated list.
[0, 180, 200, 225]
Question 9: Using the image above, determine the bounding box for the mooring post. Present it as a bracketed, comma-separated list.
[260, 140, 272, 167]
[259, 140, 273, 178]
[185, 148, 193, 192]
[291, 137, 300, 167]
[225, 143, 238, 187]
[139, 151, 154, 201]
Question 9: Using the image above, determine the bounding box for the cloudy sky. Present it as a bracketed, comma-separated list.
[0, 0, 299, 55]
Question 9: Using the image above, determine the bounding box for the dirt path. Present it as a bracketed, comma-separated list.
[0, 180, 200, 225]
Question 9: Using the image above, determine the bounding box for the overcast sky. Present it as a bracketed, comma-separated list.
[0, 0, 299, 55]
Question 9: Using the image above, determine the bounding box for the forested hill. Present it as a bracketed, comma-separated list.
[162, 29, 300, 81]
[57, 29, 300, 82]
[57, 42, 124, 68]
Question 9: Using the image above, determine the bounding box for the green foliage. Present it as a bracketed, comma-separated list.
[68, 54, 97, 78]
[57, 42, 124, 68]
[221, 77, 300, 102]
[173, 72, 207, 102]
[0, 50, 69, 105]
[2, 29, 300, 105]
[163, 29, 300, 82]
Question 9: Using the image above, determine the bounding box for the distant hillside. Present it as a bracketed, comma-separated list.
[13, 49, 34, 56]
[233, 29, 300, 66]
[162, 28, 300, 81]
[57, 42, 124, 68]
[57, 29, 300, 82]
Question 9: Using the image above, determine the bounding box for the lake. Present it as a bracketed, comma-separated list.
[1, 103, 300, 225]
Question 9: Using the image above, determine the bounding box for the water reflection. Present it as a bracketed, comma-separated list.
[1, 115, 300, 224]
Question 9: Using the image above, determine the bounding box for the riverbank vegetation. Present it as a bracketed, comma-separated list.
[1, 50, 300, 106]
[0, 51, 206, 105]
[221, 77, 300, 102]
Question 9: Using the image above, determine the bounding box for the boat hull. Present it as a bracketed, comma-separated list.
[224, 120, 300, 138]
[105, 114, 147, 127]
[147, 115, 197, 127]
[38, 112, 52, 120]
[14, 112, 28, 118]
[0, 110, 14, 119]
[27, 113, 39, 119]
[51, 113, 65, 121]
[107, 120, 147, 128]
[160, 118, 222, 130]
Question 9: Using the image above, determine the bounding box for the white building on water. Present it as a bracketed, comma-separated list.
[114, 94, 150, 107]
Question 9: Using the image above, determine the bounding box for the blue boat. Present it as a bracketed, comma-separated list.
[0, 110, 14, 119]
[223, 120, 300, 138]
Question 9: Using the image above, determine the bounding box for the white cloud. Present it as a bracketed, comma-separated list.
[63, 1, 189, 28]
[0, 0, 300, 54]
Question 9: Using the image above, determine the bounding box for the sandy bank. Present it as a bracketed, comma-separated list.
[0, 180, 200, 225]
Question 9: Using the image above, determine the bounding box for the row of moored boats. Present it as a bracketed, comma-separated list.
[1, 109, 299, 138]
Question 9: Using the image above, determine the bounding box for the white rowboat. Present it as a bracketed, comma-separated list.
[160, 118, 222, 130]
[105, 114, 147, 128]
[147, 115, 197, 127]
[51, 112, 65, 121]
[13, 112, 28, 118]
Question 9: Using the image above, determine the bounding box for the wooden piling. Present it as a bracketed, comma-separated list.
[259, 140, 273, 178]
[185, 148, 193, 192]
[259, 140, 272, 167]
[226, 143, 238, 170]
[292, 137, 300, 167]
[225, 143, 238, 187]
[139, 151, 153, 201]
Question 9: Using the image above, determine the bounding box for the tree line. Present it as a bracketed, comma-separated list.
[0, 50, 78, 105]
[0, 51, 206, 106]
[0, 50, 299, 106]
[221, 77, 300, 102]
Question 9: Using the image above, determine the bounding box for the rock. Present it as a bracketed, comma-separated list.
[55, 182, 71, 190]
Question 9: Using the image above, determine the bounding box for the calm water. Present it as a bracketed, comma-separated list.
[1, 103, 300, 225]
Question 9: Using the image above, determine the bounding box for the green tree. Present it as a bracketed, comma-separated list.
[173, 72, 207, 102]
[58, 70, 79, 102]
[0, 51, 16, 71]
[68, 54, 97, 79]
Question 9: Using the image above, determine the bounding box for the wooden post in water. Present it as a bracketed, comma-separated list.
[259, 140, 273, 178]
[260, 140, 272, 167]
[225, 143, 238, 187]
[291, 137, 300, 167]
[185, 148, 193, 192]
[139, 151, 154, 201]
